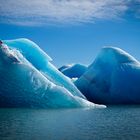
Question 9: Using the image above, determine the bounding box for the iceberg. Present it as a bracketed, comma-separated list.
[75, 47, 140, 104]
[0, 38, 104, 108]
[4, 39, 85, 99]
[59, 64, 87, 79]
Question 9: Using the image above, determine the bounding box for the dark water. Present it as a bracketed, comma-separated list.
[0, 106, 140, 140]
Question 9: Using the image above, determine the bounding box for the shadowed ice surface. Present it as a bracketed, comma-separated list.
[76, 47, 140, 104]
[59, 63, 87, 78]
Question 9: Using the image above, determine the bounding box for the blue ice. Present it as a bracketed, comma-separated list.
[0, 38, 104, 108]
[59, 64, 87, 79]
[75, 47, 140, 104]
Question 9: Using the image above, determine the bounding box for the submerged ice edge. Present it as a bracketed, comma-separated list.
[0, 38, 105, 109]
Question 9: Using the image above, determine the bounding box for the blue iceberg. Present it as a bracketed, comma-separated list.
[59, 64, 87, 79]
[75, 47, 140, 104]
[4, 39, 85, 99]
[0, 38, 104, 108]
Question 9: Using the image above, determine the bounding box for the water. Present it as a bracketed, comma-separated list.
[0, 106, 140, 140]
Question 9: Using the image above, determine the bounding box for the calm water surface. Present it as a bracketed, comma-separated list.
[0, 106, 140, 140]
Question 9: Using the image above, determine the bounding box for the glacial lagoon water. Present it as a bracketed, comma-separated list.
[0, 106, 140, 140]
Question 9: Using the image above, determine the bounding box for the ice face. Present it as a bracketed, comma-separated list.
[0, 39, 105, 108]
[4, 38, 85, 99]
[75, 47, 140, 104]
[59, 64, 87, 79]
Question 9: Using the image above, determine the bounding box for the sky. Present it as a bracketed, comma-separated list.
[0, 0, 140, 67]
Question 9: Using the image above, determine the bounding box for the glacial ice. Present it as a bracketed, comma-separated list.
[59, 64, 87, 79]
[0, 38, 104, 108]
[4, 39, 85, 99]
[75, 47, 140, 104]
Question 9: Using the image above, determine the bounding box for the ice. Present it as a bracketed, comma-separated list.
[59, 64, 87, 79]
[75, 47, 140, 104]
[0, 38, 105, 108]
[4, 39, 85, 99]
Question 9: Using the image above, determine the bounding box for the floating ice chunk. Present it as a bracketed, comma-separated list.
[59, 64, 87, 79]
[4, 39, 85, 99]
[0, 39, 105, 108]
[75, 47, 140, 104]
